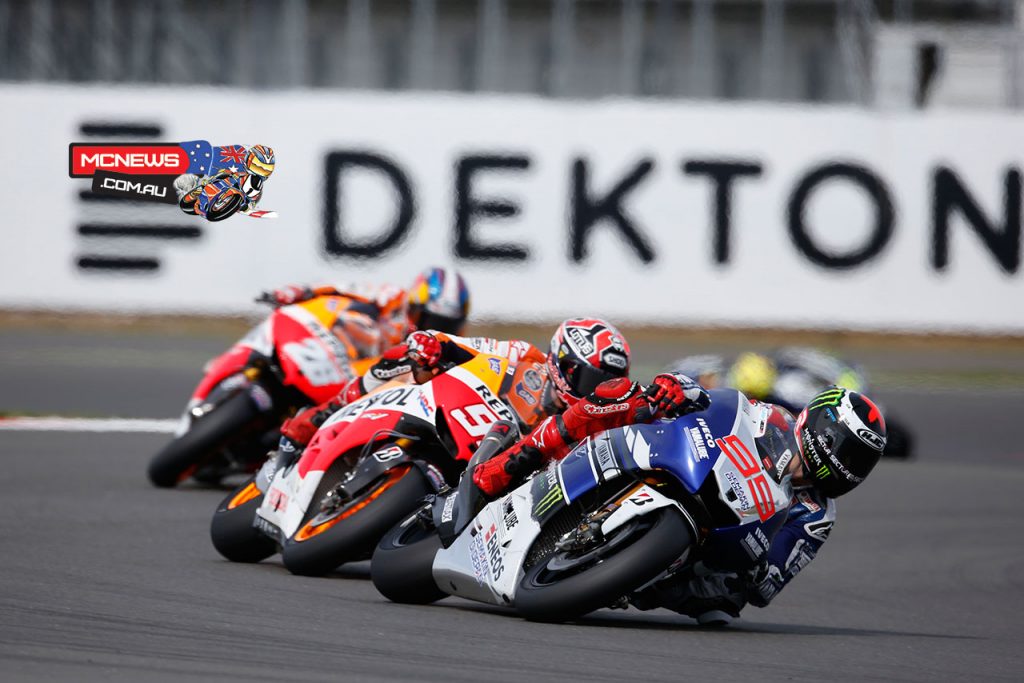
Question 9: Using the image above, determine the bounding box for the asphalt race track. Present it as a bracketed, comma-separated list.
[1, 323, 1023, 681]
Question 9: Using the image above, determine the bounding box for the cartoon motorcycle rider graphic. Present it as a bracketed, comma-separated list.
[174, 145, 275, 221]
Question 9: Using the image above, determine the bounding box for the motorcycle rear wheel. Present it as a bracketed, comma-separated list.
[210, 477, 277, 563]
[371, 506, 446, 604]
[147, 391, 260, 488]
[281, 464, 432, 577]
[516, 508, 693, 623]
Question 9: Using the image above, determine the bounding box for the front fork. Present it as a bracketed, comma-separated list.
[557, 478, 696, 571]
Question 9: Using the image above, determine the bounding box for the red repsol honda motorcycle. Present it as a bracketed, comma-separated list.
[147, 295, 378, 488]
[209, 350, 547, 576]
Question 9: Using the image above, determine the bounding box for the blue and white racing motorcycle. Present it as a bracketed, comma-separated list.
[371, 389, 793, 622]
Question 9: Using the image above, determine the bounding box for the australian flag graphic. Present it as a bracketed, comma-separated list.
[179, 140, 249, 176]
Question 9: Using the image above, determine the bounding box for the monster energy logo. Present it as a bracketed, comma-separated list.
[815, 464, 831, 479]
[533, 485, 564, 516]
[807, 388, 844, 410]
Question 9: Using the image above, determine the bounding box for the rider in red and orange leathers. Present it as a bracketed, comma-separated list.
[278, 319, 711, 493]
[468, 320, 709, 497]
[265, 267, 471, 351]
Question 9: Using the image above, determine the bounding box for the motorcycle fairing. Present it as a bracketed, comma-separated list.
[432, 486, 539, 605]
[436, 357, 516, 461]
[543, 389, 745, 522]
[299, 383, 427, 478]
[258, 354, 514, 541]
[275, 304, 356, 401]
[191, 335, 264, 402]
[191, 296, 359, 407]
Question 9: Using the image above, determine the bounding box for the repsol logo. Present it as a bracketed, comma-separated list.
[322, 151, 1023, 275]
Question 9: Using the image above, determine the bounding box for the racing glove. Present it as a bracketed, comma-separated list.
[646, 373, 711, 418]
[280, 400, 342, 446]
[265, 285, 315, 307]
[745, 562, 785, 608]
[404, 331, 442, 370]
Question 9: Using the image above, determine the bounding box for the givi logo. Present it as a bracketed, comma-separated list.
[68, 143, 189, 177]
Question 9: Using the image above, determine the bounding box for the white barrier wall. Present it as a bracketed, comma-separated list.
[0, 85, 1022, 333]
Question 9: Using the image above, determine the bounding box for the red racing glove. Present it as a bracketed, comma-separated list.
[646, 373, 711, 418]
[405, 331, 442, 370]
[280, 400, 342, 446]
[268, 285, 314, 307]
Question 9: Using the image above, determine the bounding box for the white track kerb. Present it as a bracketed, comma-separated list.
[0, 417, 178, 433]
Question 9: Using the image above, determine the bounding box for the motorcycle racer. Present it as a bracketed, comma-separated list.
[265, 266, 470, 349]
[348, 318, 711, 499]
[277, 327, 548, 447]
[631, 386, 887, 626]
[469, 318, 712, 497]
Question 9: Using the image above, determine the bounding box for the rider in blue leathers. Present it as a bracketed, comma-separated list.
[478, 374, 885, 626]
[631, 387, 886, 626]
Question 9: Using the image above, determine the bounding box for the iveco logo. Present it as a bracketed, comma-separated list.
[856, 428, 886, 451]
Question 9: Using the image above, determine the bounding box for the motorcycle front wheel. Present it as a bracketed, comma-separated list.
[147, 391, 260, 488]
[516, 507, 693, 623]
[371, 506, 446, 605]
[281, 464, 432, 577]
[210, 477, 277, 563]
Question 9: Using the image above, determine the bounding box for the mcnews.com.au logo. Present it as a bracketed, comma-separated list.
[68, 141, 277, 222]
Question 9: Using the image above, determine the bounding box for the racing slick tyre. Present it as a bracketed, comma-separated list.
[147, 392, 259, 488]
[516, 508, 693, 623]
[371, 508, 446, 605]
[210, 478, 276, 563]
[281, 464, 433, 577]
